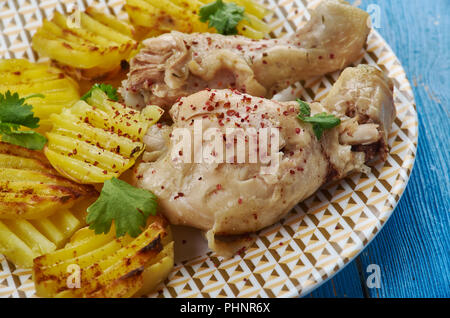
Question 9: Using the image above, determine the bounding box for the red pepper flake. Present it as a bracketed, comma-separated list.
[330, 53, 335, 59]
[238, 198, 243, 204]
[295, 128, 301, 134]
[290, 170, 295, 175]
[174, 192, 184, 200]
[216, 184, 222, 190]
[318, 56, 323, 60]
[207, 105, 214, 111]
[226, 110, 235, 116]
[102, 170, 107, 175]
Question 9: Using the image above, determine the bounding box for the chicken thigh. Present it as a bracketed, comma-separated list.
[121, 0, 370, 110]
[133, 65, 395, 256]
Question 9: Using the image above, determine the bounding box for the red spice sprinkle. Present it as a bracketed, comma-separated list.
[318, 56, 323, 59]
[330, 53, 335, 59]
[207, 105, 214, 111]
[226, 110, 235, 116]
[295, 128, 301, 134]
[290, 170, 295, 175]
[174, 192, 184, 200]
[216, 184, 222, 190]
[238, 198, 243, 204]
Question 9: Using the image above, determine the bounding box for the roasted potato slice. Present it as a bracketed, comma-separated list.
[33, 215, 174, 298]
[31, 7, 137, 80]
[0, 142, 97, 219]
[0, 59, 80, 133]
[125, 0, 273, 40]
[0, 208, 86, 268]
[44, 88, 163, 184]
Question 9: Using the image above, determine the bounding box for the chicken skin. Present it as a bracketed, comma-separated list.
[133, 65, 395, 256]
[121, 0, 370, 111]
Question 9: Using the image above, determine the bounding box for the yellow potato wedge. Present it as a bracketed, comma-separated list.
[44, 88, 164, 184]
[0, 142, 97, 219]
[0, 59, 80, 133]
[33, 215, 174, 298]
[31, 7, 138, 80]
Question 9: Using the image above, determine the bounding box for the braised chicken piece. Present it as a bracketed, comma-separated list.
[133, 65, 395, 256]
[121, 0, 370, 111]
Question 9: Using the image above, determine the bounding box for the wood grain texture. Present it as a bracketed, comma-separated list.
[312, 0, 449, 298]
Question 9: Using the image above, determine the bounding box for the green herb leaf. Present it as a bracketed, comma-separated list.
[1, 130, 47, 150]
[86, 177, 158, 238]
[199, 0, 245, 35]
[296, 100, 341, 140]
[0, 91, 47, 150]
[297, 99, 311, 117]
[81, 83, 119, 102]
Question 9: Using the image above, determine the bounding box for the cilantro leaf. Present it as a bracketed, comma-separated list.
[2, 130, 47, 150]
[297, 99, 311, 117]
[199, 0, 245, 35]
[0, 92, 43, 128]
[86, 177, 158, 238]
[81, 83, 119, 102]
[296, 100, 341, 140]
[0, 91, 47, 150]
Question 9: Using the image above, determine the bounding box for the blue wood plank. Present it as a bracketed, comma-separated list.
[355, 0, 450, 298]
[313, 0, 449, 298]
[309, 261, 365, 297]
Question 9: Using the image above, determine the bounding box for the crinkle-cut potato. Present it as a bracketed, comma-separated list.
[0, 59, 80, 133]
[0, 207, 87, 268]
[44, 88, 164, 184]
[33, 215, 174, 298]
[125, 0, 273, 40]
[31, 7, 138, 80]
[0, 142, 97, 220]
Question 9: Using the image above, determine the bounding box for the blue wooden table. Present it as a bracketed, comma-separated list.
[309, 0, 449, 298]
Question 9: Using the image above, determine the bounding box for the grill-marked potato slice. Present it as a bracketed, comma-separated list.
[44, 88, 163, 184]
[33, 215, 174, 298]
[31, 7, 137, 80]
[0, 59, 80, 133]
[125, 0, 273, 40]
[0, 142, 97, 219]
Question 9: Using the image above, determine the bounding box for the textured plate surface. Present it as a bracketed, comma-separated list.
[0, 0, 418, 298]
